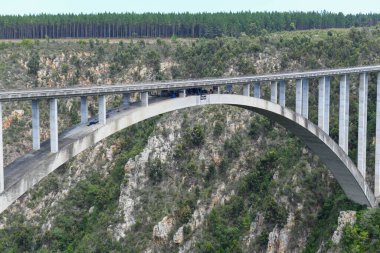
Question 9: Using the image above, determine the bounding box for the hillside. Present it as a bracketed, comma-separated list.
[0, 27, 379, 252]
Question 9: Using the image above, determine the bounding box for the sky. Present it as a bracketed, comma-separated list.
[0, 0, 379, 15]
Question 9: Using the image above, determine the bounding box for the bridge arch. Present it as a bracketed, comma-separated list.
[0, 94, 376, 213]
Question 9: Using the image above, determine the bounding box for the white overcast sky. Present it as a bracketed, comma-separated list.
[0, 0, 379, 15]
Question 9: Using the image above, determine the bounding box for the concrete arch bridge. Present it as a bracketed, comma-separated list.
[0, 65, 380, 213]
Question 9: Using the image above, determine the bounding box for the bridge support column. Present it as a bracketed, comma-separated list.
[179, 90, 186, 98]
[32, 100, 40, 150]
[339, 75, 349, 153]
[358, 73, 368, 178]
[375, 73, 380, 197]
[296, 79, 303, 114]
[302, 79, 309, 119]
[98, 95, 106, 125]
[271, 81, 277, 103]
[254, 82, 261, 98]
[141, 92, 149, 107]
[49, 99, 58, 153]
[318, 76, 330, 134]
[80, 96, 88, 124]
[0, 102, 3, 193]
[123, 93, 129, 108]
[243, 84, 250, 96]
[279, 80, 286, 107]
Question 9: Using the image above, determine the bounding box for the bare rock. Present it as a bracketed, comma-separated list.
[173, 226, 184, 244]
[267, 225, 280, 253]
[153, 216, 175, 243]
[331, 211, 356, 244]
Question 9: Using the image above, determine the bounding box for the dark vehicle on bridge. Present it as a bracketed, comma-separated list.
[160, 90, 178, 98]
[186, 88, 209, 96]
[87, 118, 99, 126]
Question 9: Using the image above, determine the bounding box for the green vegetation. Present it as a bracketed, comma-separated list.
[340, 208, 380, 252]
[0, 12, 380, 39]
[27, 51, 40, 75]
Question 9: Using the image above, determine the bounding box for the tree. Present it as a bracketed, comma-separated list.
[27, 51, 40, 75]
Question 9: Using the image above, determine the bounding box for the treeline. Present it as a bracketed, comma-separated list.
[0, 11, 380, 39]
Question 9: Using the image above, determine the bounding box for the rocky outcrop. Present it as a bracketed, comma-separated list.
[173, 226, 184, 244]
[243, 212, 265, 247]
[153, 216, 175, 242]
[266, 212, 296, 253]
[331, 211, 357, 244]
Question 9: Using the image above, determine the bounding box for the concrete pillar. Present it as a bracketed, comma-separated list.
[375, 73, 380, 197]
[243, 83, 250, 96]
[279, 80, 286, 107]
[271, 81, 277, 103]
[357, 73, 368, 178]
[318, 76, 330, 134]
[296, 79, 303, 114]
[141, 92, 149, 107]
[80, 96, 88, 124]
[179, 90, 186, 98]
[49, 98, 58, 153]
[339, 75, 349, 153]
[123, 93, 129, 109]
[98, 95, 106, 125]
[0, 102, 3, 193]
[216, 86, 221, 94]
[32, 100, 40, 150]
[302, 79, 309, 119]
[254, 82, 261, 98]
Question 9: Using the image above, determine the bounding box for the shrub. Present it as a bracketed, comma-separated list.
[147, 157, 166, 184]
[186, 124, 205, 147]
[224, 134, 243, 159]
[27, 51, 40, 75]
[213, 121, 224, 137]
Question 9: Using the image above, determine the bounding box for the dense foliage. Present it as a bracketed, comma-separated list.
[1, 11, 380, 39]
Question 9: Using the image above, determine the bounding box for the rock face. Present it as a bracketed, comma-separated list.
[173, 226, 184, 244]
[331, 211, 357, 244]
[153, 216, 175, 242]
[267, 212, 296, 253]
[267, 225, 280, 253]
[243, 212, 265, 247]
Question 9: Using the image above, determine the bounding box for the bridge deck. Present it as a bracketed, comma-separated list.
[0, 65, 379, 102]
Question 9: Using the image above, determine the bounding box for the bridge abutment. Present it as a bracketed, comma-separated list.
[32, 100, 40, 150]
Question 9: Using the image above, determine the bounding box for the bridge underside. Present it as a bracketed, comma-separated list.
[0, 95, 376, 213]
